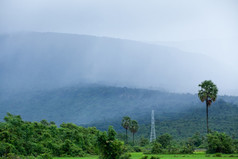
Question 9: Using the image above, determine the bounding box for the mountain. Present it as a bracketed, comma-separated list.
[0, 85, 238, 140]
[0, 85, 198, 124]
[0, 32, 226, 94]
[0, 32, 237, 139]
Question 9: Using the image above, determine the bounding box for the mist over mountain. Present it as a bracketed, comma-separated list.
[0, 85, 237, 139]
[0, 31, 237, 137]
[0, 32, 230, 94]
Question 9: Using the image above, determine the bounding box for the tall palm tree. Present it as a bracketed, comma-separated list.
[129, 120, 139, 145]
[121, 116, 131, 143]
[198, 80, 218, 133]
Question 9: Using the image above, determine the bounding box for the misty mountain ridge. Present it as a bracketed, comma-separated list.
[0, 84, 195, 124]
[0, 32, 231, 94]
[1, 31, 237, 132]
[0, 84, 238, 139]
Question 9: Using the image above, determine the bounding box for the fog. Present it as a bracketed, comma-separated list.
[0, 0, 238, 95]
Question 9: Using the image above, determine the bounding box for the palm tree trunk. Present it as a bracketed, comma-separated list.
[133, 133, 134, 145]
[206, 101, 209, 134]
[126, 128, 128, 144]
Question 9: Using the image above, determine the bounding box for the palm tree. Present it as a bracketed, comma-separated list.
[129, 120, 139, 145]
[121, 116, 131, 143]
[198, 80, 218, 133]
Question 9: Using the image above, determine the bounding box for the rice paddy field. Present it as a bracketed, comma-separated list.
[54, 152, 238, 159]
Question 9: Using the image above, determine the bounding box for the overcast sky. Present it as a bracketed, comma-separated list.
[0, 0, 237, 41]
[0, 0, 238, 94]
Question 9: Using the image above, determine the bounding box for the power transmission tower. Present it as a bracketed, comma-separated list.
[150, 110, 156, 142]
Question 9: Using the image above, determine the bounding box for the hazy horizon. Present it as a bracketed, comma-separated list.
[0, 0, 238, 95]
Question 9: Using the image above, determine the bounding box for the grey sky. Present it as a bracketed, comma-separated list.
[1, 0, 237, 41]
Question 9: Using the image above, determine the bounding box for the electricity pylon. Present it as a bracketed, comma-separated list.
[150, 110, 156, 142]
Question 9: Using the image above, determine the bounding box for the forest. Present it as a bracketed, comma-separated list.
[0, 112, 238, 158]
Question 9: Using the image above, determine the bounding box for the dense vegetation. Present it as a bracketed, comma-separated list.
[0, 113, 99, 157]
[1, 113, 238, 158]
[1, 85, 238, 140]
[0, 85, 200, 125]
[89, 99, 238, 140]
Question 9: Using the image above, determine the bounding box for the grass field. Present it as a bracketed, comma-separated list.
[54, 152, 238, 159]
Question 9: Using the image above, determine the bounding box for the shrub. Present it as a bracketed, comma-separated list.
[37, 153, 53, 159]
[151, 142, 163, 154]
[207, 131, 234, 154]
[167, 145, 179, 154]
[140, 156, 148, 159]
[60, 139, 84, 157]
[123, 145, 134, 153]
[6, 153, 21, 159]
[150, 156, 160, 159]
[179, 144, 194, 154]
[156, 134, 172, 148]
[187, 132, 202, 147]
[133, 146, 142, 152]
[234, 139, 238, 153]
[119, 153, 131, 159]
[213, 153, 222, 157]
[143, 150, 151, 155]
[140, 137, 149, 147]
[97, 126, 124, 159]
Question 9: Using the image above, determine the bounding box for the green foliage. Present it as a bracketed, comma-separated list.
[207, 131, 234, 154]
[119, 153, 131, 159]
[234, 139, 238, 153]
[140, 156, 148, 159]
[198, 80, 218, 104]
[122, 145, 134, 153]
[167, 144, 179, 154]
[38, 153, 53, 159]
[213, 153, 222, 157]
[133, 146, 142, 152]
[91, 99, 238, 141]
[150, 156, 160, 159]
[0, 113, 99, 157]
[6, 153, 21, 159]
[156, 134, 172, 148]
[179, 144, 194, 154]
[97, 126, 124, 159]
[139, 136, 149, 147]
[121, 117, 131, 130]
[0, 142, 17, 156]
[129, 120, 139, 134]
[187, 132, 202, 147]
[151, 142, 163, 154]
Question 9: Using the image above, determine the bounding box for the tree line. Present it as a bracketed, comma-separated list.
[0, 113, 99, 158]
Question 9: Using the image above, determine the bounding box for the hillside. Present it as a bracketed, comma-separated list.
[0, 85, 198, 124]
[1, 85, 237, 139]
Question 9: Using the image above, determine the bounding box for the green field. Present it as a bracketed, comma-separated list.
[54, 152, 238, 159]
